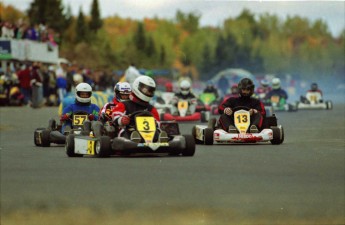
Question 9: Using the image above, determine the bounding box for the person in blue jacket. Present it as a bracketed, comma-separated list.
[265, 78, 288, 101]
[60, 82, 100, 133]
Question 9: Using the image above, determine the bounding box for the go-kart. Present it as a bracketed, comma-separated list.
[192, 106, 284, 145]
[160, 100, 210, 122]
[265, 95, 297, 112]
[153, 91, 175, 114]
[195, 93, 219, 112]
[297, 92, 332, 110]
[34, 111, 89, 147]
[65, 110, 196, 157]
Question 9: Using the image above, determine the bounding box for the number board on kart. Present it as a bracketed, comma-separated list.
[73, 115, 87, 126]
[135, 116, 156, 143]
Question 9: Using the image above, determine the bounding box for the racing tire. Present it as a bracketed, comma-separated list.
[326, 100, 332, 110]
[270, 126, 284, 145]
[192, 126, 203, 144]
[66, 134, 80, 157]
[160, 113, 165, 121]
[41, 129, 51, 147]
[200, 111, 208, 122]
[34, 128, 45, 146]
[182, 134, 195, 156]
[95, 136, 111, 158]
[207, 118, 216, 130]
[204, 128, 214, 145]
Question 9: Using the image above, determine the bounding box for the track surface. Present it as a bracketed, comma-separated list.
[1, 103, 344, 224]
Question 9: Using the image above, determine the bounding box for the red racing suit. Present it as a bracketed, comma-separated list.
[98, 97, 120, 123]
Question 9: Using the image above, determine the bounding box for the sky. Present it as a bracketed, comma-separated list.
[3, 0, 345, 36]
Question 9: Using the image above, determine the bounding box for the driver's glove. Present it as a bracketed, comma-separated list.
[60, 113, 70, 122]
[88, 114, 95, 121]
[224, 107, 232, 116]
[100, 112, 111, 121]
[249, 109, 258, 115]
[118, 115, 130, 126]
[189, 99, 197, 105]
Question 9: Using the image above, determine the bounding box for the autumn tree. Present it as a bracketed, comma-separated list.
[27, 0, 67, 33]
[76, 8, 88, 43]
[89, 0, 103, 32]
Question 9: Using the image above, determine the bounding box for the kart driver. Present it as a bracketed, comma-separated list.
[98, 82, 131, 123]
[218, 78, 266, 133]
[300, 82, 323, 103]
[111, 76, 162, 140]
[203, 81, 219, 99]
[265, 78, 288, 101]
[59, 82, 100, 133]
[171, 79, 197, 116]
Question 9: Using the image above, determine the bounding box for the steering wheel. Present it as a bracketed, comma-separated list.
[128, 110, 154, 119]
[231, 106, 251, 112]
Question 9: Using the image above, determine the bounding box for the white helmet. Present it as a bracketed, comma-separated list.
[75, 82, 92, 103]
[180, 80, 191, 96]
[132, 76, 156, 103]
[114, 82, 132, 101]
[272, 78, 281, 90]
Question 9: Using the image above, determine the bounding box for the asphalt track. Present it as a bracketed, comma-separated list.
[1, 103, 344, 225]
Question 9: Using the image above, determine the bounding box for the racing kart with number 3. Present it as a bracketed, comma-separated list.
[65, 110, 196, 157]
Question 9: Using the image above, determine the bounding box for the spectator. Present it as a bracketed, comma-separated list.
[56, 59, 69, 104]
[17, 62, 32, 105]
[1, 22, 15, 39]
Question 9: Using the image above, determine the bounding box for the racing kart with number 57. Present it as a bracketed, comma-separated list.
[34, 111, 90, 147]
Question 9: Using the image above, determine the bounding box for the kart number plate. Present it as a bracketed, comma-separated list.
[73, 115, 87, 126]
[178, 100, 188, 110]
[234, 110, 250, 134]
[271, 96, 280, 103]
[136, 116, 156, 143]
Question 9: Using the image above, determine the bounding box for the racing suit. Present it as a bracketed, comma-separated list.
[218, 96, 266, 131]
[111, 99, 160, 139]
[203, 86, 219, 99]
[171, 92, 197, 116]
[61, 101, 100, 133]
[98, 97, 120, 123]
[266, 88, 288, 101]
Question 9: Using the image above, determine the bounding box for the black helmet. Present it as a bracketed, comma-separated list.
[238, 78, 255, 97]
[311, 83, 318, 91]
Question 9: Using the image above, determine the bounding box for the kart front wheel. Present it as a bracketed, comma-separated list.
[182, 134, 195, 156]
[95, 136, 111, 158]
[66, 134, 81, 157]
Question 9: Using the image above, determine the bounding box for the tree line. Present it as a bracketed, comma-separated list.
[1, 0, 344, 80]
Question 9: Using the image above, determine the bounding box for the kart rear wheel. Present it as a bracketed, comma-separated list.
[192, 125, 203, 144]
[201, 111, 209, 122]
[34, 128, 45, 146]
[204, 128, 214, 145]
[270, 126, 284, 145]
[66, 134, 80, 157]
[204, 127, 213, 145]
[41, 129, 51, 147]
[95, 136, 111, 158]
[182, 134, 195, 156]
[326, 100, 332, 110]
[207, 118, 216, 130]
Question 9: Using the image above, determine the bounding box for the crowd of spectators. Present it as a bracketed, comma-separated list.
[0, 60, 118, 107]
[0, 19, 60, 47]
